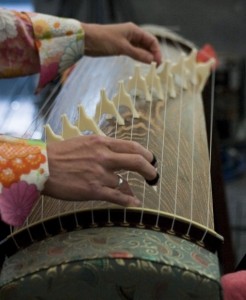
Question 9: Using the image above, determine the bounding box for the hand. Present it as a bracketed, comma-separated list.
[43, 135, 157, 207]
[82, 22, 162, 65]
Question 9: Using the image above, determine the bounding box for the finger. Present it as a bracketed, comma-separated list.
[102, 172, 131, 190]
[103, 139, 158, 180]
[141, 34, 162, 65]
[98, 185, 141, 207]
[107, 153, 157, 181]
[125, 43, 155, 65]
[99, 171, 121, 189]
[114, 175, 135, 196]
[130, 29, 162, 65]
[106, 138, 153, 164]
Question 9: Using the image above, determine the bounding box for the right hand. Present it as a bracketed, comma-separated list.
[82, 22, 162, 65]
[43, 135, 157, 207]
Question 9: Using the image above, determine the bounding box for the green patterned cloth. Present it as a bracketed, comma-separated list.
[0, 227, 222, 299]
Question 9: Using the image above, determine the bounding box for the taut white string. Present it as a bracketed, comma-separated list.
[170, 47, 186, 232]
[200, 66, 216, 243]
[186, 63, 197, 236]
[155, 36, 170, 228]
[124, 57, 138, 224]
[139, 63, 156, 226]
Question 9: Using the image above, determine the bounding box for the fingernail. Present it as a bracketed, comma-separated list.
[146, 173, 159, 186]
[151, 153, 158, 168]
[133, 198, 141, 207]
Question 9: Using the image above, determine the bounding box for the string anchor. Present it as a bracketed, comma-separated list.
[184, 48, 198, 85]
[171, 53, 189, 90]
[61, 114, 82, 139]
[44, 124, 63, 143]
[111, 81, 140, 118]
[158, 60, 177, 99]
[127, 65, 151, 101]
[94, 89, 125, 125]
[76, 105, 105, 135]
[196, 58, 216, 92]
[145, 62, 164, 100]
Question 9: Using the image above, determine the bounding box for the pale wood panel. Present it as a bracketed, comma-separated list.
[25, 56, 214, 233]
[17, 35, 218, 246]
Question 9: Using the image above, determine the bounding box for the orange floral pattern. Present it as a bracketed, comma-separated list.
[0, 136, 49, 225]
[0, 137, 47, 188]
[0, 142, 46, 188]
[0, 8, 85, 225]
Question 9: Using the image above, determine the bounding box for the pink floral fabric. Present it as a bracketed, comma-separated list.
[0, 136, 49, 226]
[0, 7, 84, 91]
[0, 8, 40, 78]
[26, 11, 84, 91]
[0, 8, 85, 226]
[0, 181, 39, 226]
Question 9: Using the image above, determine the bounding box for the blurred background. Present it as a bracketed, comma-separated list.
[0, 0, 245, 273]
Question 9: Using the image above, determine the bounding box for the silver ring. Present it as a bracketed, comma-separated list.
[116, 174, 124, 189]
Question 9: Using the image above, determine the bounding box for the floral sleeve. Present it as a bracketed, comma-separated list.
[0, 8, 84, 226]
[0, 136, 49, 226]
[0, 7, 84, 91]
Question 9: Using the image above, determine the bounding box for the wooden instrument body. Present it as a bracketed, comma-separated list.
[0, 26, 223, 299]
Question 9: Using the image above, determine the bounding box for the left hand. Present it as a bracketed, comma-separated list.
[82, 22, 162, 65]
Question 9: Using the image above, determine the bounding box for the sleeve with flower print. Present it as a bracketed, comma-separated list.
[0, 8, 84, 91]
[0, 136, 49, 227]
[0, 8, 40, 78]
[25, 11, 84, 92]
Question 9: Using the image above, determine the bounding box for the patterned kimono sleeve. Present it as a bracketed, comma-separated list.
[24, 11, 84, 92]
[0, 136, 49, 227]
[0, 8, 40, 77]
[0, 8, 84, 91]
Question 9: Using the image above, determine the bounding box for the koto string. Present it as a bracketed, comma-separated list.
[87, 56, 121, 227]
[157, 36, 186, 230]
[41, 195, 50, 235]
[139, 62, 156, 226]
[155, 36, 170, 228]
[170, 45, 186, 232]
[10, 226, 20, 250]
[88, 72, 104, 227]
[25, 195, 46, 240]
[23, 79, 63, 139]
[201, 65, 216, 243]
[5, 78, 64, 241]
[123, 56, 138, 224]
[25, 217, 35, 243]
[108, 56, 126, 225]
[186, 63, 198, 236]
[0, 76, 32, 131]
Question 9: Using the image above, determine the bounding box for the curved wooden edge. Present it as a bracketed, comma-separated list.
[0, 208, 224, 267]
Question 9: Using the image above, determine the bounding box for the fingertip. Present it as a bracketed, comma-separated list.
[156, 53, 163, 66]
[129, 45, 154, 65]
[152, 49, 163, 66]
[132, 197, 141, 207]
[120, 195, 141, 208]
